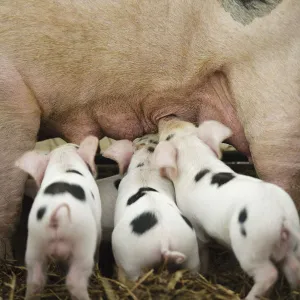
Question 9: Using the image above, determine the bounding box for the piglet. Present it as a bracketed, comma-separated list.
[96, 174, 123, 241]
[102, 134, 200, 281]
[154, 118, 300, 300]
[15, 136, 101, 300]
[23, 174, 122, 242]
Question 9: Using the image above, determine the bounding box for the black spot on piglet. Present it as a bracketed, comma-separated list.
[241, 227, 247, 237]
[147, 146, 155, 153]
[140, 187, 158, 193]
[66, 169, 83, 176]
[137, 163, 144, 168]
[114, 179, 121, 190]
[195, 169, 210, 182]
[238, 208, 248, 223]
[166, 134, 175, 141]
[149, 140, 158, 145]
[131, 211, 158, 235]
[238, 208, 248, 237]
[181, 214, 193, 230]
[44, 182, 85, 201]
[37, 206, 46, 220]
[211, 172, 235, 187]
[127, 187, 158, 206]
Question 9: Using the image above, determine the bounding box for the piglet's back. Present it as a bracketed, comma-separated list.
[29, 176, 97, 236]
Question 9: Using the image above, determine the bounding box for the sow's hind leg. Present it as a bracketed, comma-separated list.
[226, 46, 300, 209]
[0, 58, 40, 259]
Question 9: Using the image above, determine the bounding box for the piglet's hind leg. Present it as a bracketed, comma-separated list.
[198, 243, 209, 275]
[281, 252, 300, 289]
[116, 261, 141, 282]
[243, 261, 278, 300]
[66, 258, 94, 300]
[25, 236, 48, 300]
[182, 245, 201, 274]
[66, 238, 96, 300]
[0, 58, 40, 259]
[25, 260, 47, 300]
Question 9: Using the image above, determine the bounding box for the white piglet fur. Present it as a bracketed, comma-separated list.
[15, 136, 101, 300]
[103, 134, 200, 281]
[154, 119, 300, 300]
[24, 174, 122, 243]
[96, 174, 123, 241]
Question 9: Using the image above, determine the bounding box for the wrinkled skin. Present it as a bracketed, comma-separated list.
[0, 0, 300, 258]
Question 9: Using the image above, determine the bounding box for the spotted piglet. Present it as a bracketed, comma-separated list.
[102, 134, 200, 281]
[24, 174, 122, 243]
[154, 119, 300, 300]
[15, 136, 101, 300]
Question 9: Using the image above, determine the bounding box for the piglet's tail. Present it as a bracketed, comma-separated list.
[49, 203, 71, 229]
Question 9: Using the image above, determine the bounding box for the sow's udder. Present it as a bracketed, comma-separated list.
[38, 72, 250, 158]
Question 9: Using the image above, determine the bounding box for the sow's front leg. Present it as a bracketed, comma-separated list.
[227, 53, 300, 209]
[0, 58, 40, 259]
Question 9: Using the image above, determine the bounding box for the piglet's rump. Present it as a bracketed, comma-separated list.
[15, 136, 101, 300]
[154, 119, 300, 300]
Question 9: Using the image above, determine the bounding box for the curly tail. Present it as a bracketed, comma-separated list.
[160, 226, 186, 264]
[49, 203, 71, 229]
[283, 220, 300, 241]
[161, 249, 186, 264]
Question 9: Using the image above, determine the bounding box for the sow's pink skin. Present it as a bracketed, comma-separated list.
[102, 134, 200, 281]
[15, 136, 101, 300]
[0, 0, 300, 260]
[154, 119, 300, 300]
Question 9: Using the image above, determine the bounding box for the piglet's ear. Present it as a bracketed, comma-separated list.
[102, 140, 134, 175]
[196, 120, 232, 159]
[153, 141, 178, 180]
[77, 135, 99, 176]
[15, 151, 50, 187]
